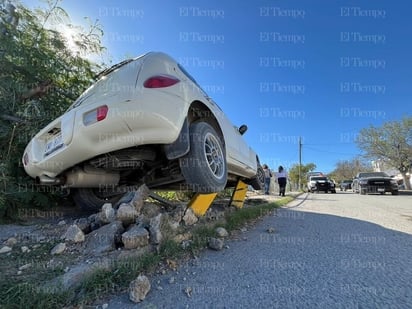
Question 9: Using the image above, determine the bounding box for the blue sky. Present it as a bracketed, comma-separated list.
[22, 0, 412, 174]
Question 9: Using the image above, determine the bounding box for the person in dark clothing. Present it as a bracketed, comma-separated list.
[276, 165, 288, 196]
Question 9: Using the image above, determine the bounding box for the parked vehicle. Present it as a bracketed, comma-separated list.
[307, 175, 336, 193]
[352, 172, 399, 195]
[339, 180, 352, 191]
[22, 52, 265, 210]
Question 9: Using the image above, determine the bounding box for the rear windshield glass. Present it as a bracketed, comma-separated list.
[67, 54, 146, 111]
[311, 177, 328, 181]
[359, 172, 389, 178]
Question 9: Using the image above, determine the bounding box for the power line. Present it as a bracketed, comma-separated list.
[303, 145, 360, 156]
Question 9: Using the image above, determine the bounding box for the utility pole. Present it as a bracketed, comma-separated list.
[298, 136, 302, 190]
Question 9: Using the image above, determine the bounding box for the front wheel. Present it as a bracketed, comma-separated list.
[179, 122, 227, 193]
[360, 188, 367, 195]
[248, 163, 265, 190]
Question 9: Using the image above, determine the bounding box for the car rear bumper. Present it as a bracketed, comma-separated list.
[23, 94, 187, 180]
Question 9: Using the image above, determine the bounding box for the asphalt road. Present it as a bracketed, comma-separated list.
[107, 191, 412, 309]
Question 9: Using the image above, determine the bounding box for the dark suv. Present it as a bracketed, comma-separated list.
[352, 172, 399, 195]
[339, 180, 352, 191]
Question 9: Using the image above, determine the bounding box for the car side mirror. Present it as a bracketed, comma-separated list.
[239, 124, 248, 135]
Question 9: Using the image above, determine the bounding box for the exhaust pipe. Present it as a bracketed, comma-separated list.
[64, 168, 120, 188]
[36, 168, 120, 188]
[36, 175, 64, 185]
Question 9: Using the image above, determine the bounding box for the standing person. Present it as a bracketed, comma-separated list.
[276, 165, 288, 196]
[262, 164, 272, 195]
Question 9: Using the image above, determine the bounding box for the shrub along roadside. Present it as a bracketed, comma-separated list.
[0, 196, 295, 308]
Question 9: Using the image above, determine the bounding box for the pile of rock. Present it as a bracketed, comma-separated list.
[42, 185, 230, 303]
[56, 185, 204, 257]
[1, 184, 232, 304]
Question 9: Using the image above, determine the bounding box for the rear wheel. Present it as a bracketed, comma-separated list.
[248, 163, 265, 190]
[179, 122, 227, 193]
[72, 188, 124, 211]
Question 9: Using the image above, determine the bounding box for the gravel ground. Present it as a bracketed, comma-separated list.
[107, 192, 412, 309]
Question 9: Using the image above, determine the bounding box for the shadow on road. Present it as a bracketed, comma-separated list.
[399, 190, 412, 195]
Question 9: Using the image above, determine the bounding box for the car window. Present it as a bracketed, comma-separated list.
[311, 177, 327, 181]
[177, 63, 198, 85]
[67, 58, 144, 111]
[359, 172, 389, 178]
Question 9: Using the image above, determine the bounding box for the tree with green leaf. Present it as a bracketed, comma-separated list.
[288, 163, 316, 190]
[0, 0, 106, 217]
[356, 117, 412, 190]
[328, 157, 373, 183]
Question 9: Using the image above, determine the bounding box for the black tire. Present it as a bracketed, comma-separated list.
[392, 190, 399, 195]
[248, 163, 265, 190]
[360, 188, 367, 195]
[179, 122, 227, 193]
[72, 188, 124, 211]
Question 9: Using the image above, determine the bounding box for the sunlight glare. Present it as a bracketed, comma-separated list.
[57, 24, 79, 55]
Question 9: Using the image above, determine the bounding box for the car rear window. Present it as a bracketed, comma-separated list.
[177, 63, 198, 85]
[311, 177, 327, 181]
[359, 172, 389, 178]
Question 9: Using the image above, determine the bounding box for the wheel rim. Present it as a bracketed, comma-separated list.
[203, 132, 225, 179]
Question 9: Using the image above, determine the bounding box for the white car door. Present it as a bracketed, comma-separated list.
[207, 99, 256, 176]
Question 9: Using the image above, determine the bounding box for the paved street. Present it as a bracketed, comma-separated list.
[108, 191, 412, 309]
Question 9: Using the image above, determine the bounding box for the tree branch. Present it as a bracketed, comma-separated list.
[0, 114, 23, 123]
[20, 80, 53, 100]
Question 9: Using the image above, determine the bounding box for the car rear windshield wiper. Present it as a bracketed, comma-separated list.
[94, 58, 134, 79]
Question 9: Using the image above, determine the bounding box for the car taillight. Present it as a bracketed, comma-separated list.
[143, 75, 180, 88]
[83, 105, 108, 126]
[96, 106, 108, 121]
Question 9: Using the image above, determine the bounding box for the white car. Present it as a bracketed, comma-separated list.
[22, 52, 265, 210]
[307, 175, 336, 193]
